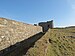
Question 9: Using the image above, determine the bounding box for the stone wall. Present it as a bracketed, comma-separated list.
[38, 20, 53, 32]
[0, 18, 42, 51]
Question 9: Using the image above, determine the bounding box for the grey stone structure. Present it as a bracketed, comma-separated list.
[0, 18, 42, 51]
[34, 24, 37, 26]
[38, 20, 53, 32]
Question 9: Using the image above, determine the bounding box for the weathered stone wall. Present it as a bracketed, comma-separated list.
[0, 18, 42, 51]
[38, 20, 53, 32]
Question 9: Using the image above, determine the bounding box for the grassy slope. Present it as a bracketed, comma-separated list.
[25, 28, 75, 56]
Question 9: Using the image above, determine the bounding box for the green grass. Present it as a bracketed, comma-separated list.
[25, 28, 75, 56]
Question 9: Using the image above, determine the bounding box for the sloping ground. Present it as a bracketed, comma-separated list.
[25, 28, 75, 56]
[1, 32, 44, 56]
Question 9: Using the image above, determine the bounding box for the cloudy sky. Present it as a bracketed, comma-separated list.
[0, 0, 75, 27]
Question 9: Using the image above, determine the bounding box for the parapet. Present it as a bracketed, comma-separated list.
[0, 18, 42, 51]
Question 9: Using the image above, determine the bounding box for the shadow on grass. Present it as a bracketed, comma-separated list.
[0, 32, 45, 56]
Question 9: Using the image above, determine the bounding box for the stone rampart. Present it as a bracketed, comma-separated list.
[0, 18, 42, 51]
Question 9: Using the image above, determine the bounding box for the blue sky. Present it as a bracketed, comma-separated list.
[0, 0, 75, 27]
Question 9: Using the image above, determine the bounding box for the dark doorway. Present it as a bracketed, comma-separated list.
[48, 25, 50, 28]
[42, 27, 45, 32]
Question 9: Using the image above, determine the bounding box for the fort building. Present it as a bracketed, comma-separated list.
[0, 17, 53, 52]
[38, 20, 53, 32]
